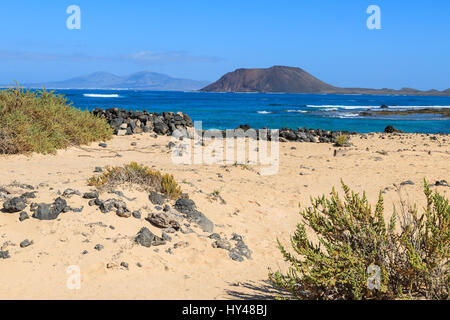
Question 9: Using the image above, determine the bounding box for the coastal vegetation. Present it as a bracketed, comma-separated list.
[334, 134, 349, 147]
[0, 86, 112, 154]
[270, 180, 449, 300]
[88, 162, 182, 200]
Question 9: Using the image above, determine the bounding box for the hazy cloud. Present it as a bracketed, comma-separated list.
[124, 51, 223, 64]
[0, 50, 222, 64]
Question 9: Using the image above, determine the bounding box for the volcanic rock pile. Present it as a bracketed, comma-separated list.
[91, 108, 194, 136]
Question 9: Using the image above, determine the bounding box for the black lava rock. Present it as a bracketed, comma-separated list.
[83, 191, 99, 199]
[132, 210, 141, 219]
[3, 197, 27, 213]
[19, 211, 29, 221]
[174, 198, 214, 233]
[135, 227, 155, 247]
[384, 125, 399, 133]
[149, 191, 166, 205]
[20, 239, 33, 248]
[32, 197, 67, 220]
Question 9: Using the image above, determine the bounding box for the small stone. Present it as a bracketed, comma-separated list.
[99, 143, 107, 148]
[180, 226, 194, 234]
[0, 250, 10, 259]
[167, 141, 176, 149]
[71, 206, 84, 213]
[173, 241, 189, 249]
[400, 180, 415, 186]
[212, 239, 231, 250]
[149, 192, 166, 205]
[83, 191, 99, 199]
[3, 197, 27, 213]
[62, 188, 81, 198]
[132, 210, 141, 219]
[136, 262, 142, 268]
[165, 227, 176, 233]
[94, 244, 104, 251]
[94, 167, 103, 173]
[120, 262, 129, 269]
[161, 231, 172, 242]
[19, 211, 29, 221]
[208, 233, 221, 241]
[135, 227, 155, 247]
[82, 250, 88, 255]
[229, 248, 244, 262]
[435, 180, 449, 187]
[231, 233, 243, 242]
[20, 239, 33, 248]
[146, 212, 180, 229]
[116, 208, 131, 218]
[131, 142, 137, 146]
[152, 236, 166, 246]
[21, 191, 37, 199]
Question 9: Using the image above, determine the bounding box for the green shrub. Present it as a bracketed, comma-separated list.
[270, 180, 449, 300]
[88, 162, 182, 200]
[0, 85, 112, 154]
[335, 134, 349, 147]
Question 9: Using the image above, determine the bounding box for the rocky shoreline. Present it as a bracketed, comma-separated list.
[91, 108, 449, 146]
[91, 108, 194, 136]
[91, 108, 359, 144]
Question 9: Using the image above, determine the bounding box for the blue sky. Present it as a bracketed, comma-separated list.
[0, 0, 449, 89]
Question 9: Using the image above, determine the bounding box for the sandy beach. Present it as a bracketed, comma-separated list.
[0, 132, 448, 299]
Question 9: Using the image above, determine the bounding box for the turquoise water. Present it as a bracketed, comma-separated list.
[58, 90, 450, 133]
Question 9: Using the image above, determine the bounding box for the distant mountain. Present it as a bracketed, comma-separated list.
[201, 66, 336, 93]
[21, 71, 210, 91]
[201, 66, 450, 96]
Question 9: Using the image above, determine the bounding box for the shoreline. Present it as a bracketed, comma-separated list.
[91, 107, 450, 140]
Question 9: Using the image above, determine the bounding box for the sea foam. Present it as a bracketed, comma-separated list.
[83, 93, 120, 98]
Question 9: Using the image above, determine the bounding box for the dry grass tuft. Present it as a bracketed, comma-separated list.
[88, 162, 182, 199]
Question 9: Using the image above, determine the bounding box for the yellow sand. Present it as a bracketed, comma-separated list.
[0, 132, 448, 299]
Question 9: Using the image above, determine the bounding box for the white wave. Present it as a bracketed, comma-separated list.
[285, 109, 307, 113]
[336, 113, 360, 118]
[306, 105, 450, 110]
[257, 111, 272, 114]
[83, 93, 120, 98]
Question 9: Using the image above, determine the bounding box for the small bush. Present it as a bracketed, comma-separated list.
[335, 135, 349, 147]
[270, 180, 449, 300]
[88, 162, 182, 199]
[0, 86, 112, 154]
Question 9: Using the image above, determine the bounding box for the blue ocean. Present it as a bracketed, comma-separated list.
[58, 90, 450, 134]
